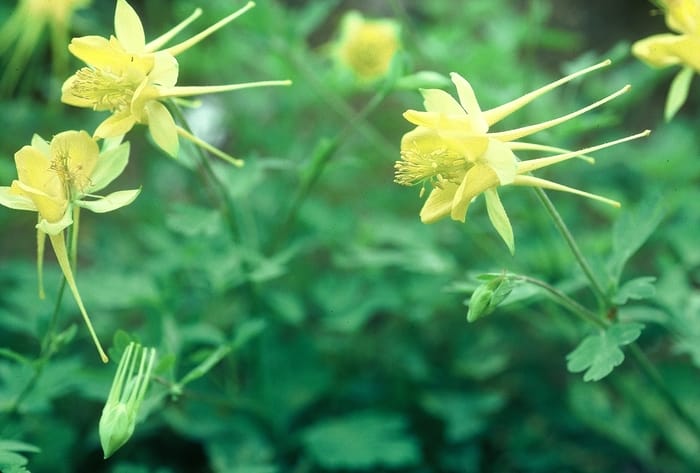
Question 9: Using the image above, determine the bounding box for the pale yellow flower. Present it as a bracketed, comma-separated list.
[334, 10, 401, 83]
[0, 0, 90, 95]
[0, 131, 140, 362]
[632, 0, 700, 118]
[61, 0, 291, 162]
[395, 60, 649, 253]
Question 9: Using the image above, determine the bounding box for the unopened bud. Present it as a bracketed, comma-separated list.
[467, 275, 516, 322]
[99, 342, 156, 459]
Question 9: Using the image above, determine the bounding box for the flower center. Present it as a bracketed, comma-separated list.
[70, 67, 138, 112]
[394, 145, 466, 190]
[50, 147, 91, 196]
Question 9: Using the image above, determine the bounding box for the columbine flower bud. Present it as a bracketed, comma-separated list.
[99, 342, 156, 459]
[467, 275, 517, 322]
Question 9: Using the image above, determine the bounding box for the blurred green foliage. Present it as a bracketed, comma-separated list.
[2, 0, 700, 472]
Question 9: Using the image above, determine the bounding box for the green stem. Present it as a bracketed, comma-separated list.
[512, 274, 606, 328]
[628, 343, 700, 440]
[534, 187, 607, 307]
[534, 189, 700, 443]
[4, 268, 69, 420]
[168, 103, 240, 241]
[273, 86, 392, 249]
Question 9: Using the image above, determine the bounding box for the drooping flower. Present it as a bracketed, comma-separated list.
[0, 0, 90, 95]
[394, 60, 649, 253]
[99, 342, 156, 459]
[332, 10, 401, 83]
[632, 0, 700, 119]
[0, 131, 140, 362]
[61, 0, 291, 163]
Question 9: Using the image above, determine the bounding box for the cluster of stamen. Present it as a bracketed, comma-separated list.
[49, 145, 90, 197]
[71, 67, 137, 112]
[394, 144, 466, 191]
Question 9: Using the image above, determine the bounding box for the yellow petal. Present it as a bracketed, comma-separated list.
[145, 8, 202, 52]
[162, 1, 256, 56]
[482, 59, 612, 126]
[450, 72, 488, 133]
[150, 52, 179, 87]
[451, 164, 499, 222]
[50, 131, 100, 187]
[484, 188, 514, 254]
[480, 138, 517, 184]
[632, 33, 700, 70]
[94, 112, 138, 138]
[489, 85, 630, 143]
[665, 0, 700, 34]
[512, 175, 620, 207]
[115, 0, 146, 52]
[420, 182, 458, 223]
[49, 232, 108, 363]
[420, 88, 467, 116]
[14, 146, 67, 222]
[145, 101, 179, 157]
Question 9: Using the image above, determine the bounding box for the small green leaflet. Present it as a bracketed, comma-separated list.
[665, 66, 694, 122]
[567, 322, 644, 382]
[612, 276, 656, 305]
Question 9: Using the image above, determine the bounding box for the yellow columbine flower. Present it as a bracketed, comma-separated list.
[0, 131, 140, 362]
[394, 60, 650, 253]
[61, 0, 291, 163]
[0, 0, 90, 95]
[632, 0, 700, 119]
[333, 10, 401, 83]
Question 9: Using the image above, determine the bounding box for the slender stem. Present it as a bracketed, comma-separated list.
[167, 103, 240, 241]
[512, 274, 607, 328]
[273, 86, 392, 250]
[628, 343, 700, 440]
[533, 187, 607, 306]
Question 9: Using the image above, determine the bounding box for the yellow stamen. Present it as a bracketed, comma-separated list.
[70, 67, 137, 112]
[394, 145, 466, 187]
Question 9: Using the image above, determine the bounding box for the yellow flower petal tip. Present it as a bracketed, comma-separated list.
[394, 61, 650, 252]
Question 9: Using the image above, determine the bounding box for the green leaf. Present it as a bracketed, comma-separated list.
[609, 194, 664, 283]
[88, 142, 130, 193]
[301, 411, 421, 469]
[77, 188, 140, 213]
[421, 391, 505, 442]
[665, 66, 694, 122]
[612, 276, 657, 305]
[566, 322, 644, 381]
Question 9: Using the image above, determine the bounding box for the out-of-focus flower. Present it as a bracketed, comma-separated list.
[61, 0, 291, 163]
[99, 342, 156, 459]
[632, 0, 700, 119]
[0, 131, 140, 362]
[394, 60, 649, 253]
[0, 0, 90, 95]
[332, 10, 401, 83]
